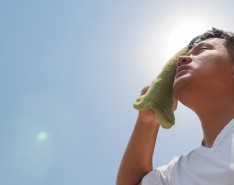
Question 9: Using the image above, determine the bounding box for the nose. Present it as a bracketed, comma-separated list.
[177, 56, 192, 67]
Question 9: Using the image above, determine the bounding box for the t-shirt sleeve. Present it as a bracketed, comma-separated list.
[141, 156, 180, 185]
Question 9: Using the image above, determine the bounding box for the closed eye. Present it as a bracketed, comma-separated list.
[198, 47, 208, 53]
[187, 42, 213, 56]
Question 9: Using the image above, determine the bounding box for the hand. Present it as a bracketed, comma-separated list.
[137, 86, 159, 125]
[137, 86, 178, 125]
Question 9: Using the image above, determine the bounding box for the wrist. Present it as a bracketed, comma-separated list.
[137, 111, 160, 126]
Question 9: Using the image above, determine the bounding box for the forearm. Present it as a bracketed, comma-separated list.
[116, 114, 160, 185]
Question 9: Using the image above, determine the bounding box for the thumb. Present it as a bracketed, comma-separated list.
[173, 97, 178, 111]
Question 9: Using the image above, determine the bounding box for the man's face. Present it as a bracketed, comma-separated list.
[173, 38, 234, 104]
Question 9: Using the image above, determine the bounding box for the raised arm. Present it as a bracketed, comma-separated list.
[116, 86, 161, 185]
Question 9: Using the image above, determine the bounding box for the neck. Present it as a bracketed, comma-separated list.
[193, 103, 234, 148]
[178, 85, 234, 148]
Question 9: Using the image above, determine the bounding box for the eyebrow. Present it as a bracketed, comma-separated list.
[187, 42, 207, 56]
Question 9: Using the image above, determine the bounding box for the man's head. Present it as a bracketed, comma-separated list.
[173, 28, 234, 112]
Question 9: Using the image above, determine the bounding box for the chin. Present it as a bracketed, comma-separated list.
[173, 77, 193, 103]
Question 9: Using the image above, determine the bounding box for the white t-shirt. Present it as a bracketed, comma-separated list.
[142, 119, 234, 185]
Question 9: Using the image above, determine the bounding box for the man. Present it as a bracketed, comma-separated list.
[117, 28, 234, 185]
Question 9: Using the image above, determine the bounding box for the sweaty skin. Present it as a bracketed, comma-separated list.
[133, 46, 189, 128]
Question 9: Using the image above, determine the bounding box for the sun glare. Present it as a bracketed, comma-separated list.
[166, 24, 208, 58]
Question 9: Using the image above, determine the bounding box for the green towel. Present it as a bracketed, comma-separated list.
[133, 46, 189, 129]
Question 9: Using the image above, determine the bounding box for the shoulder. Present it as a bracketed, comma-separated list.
[140, 156, 181, 185]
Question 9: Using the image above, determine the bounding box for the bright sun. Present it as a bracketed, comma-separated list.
[166, 24, 208, 58]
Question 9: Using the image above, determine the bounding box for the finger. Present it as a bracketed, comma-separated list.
[173, 97, 178, 111]
[140, 86, 150, 95]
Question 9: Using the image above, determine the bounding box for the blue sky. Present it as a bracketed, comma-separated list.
[1, 0, 234, 184]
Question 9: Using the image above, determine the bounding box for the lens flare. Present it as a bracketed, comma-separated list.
[36, 131, 48, 141]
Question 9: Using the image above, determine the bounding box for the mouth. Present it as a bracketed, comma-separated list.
[175, 65, 190, 78]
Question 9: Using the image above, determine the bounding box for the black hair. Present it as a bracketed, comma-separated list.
[188, 27, 234, 59]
